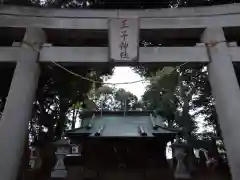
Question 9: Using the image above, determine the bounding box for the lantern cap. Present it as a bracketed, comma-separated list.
[53, 138, 70, 146]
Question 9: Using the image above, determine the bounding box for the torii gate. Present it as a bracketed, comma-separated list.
[0, 3, 240, 180]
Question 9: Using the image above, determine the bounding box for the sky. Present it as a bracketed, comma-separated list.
[104, 67, 148, 99]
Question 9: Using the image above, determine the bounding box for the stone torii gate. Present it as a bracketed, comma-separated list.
[0, 3, 240, 180]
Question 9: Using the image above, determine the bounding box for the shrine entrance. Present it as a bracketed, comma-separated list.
[0, 4, 240, 180]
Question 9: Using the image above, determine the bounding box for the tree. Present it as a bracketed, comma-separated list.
[67, 101, 82, 130]
[30, 64, 113, 144]
[94, 85, 140, 111]
[142, 67, 178, 126]
[140, 64, 203, 136]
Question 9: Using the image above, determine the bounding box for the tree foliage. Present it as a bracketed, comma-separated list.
[140, 64, 205, 138]
[30, 64, 113, 145]
[94, 85, 140, 111]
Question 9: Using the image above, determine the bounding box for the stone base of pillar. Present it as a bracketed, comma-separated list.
[174, 173, 192, 180]
[51, 169, 68, 178]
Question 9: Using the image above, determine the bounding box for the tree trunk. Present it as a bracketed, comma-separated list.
[72, 108, 76, 130]
[55, 97, 67, 139]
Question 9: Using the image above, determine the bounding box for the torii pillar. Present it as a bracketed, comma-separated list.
[0, 28, 45, 180]
[202, 27, 240, 180]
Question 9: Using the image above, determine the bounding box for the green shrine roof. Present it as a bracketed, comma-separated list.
[66, 111, 177, 138]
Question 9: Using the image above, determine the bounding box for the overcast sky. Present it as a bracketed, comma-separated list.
[104, 67, 148, 99]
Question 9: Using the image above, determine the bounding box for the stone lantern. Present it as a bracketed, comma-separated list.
[172, 136, 192, 179]
[51, 138, 71, 179]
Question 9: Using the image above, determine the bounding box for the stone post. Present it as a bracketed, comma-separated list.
[0, 28, 45, 180]
[201, 27, 240, 180]
[51, 139, 71, 179]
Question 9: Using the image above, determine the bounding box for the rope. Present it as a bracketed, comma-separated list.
[52, 61, 188, 85]
[204, 40, 227, 47]
[52, 61, 146, 85]
[20, 41, 204, 85]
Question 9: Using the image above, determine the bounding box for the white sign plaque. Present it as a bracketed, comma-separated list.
[109, 18, 139, 62]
